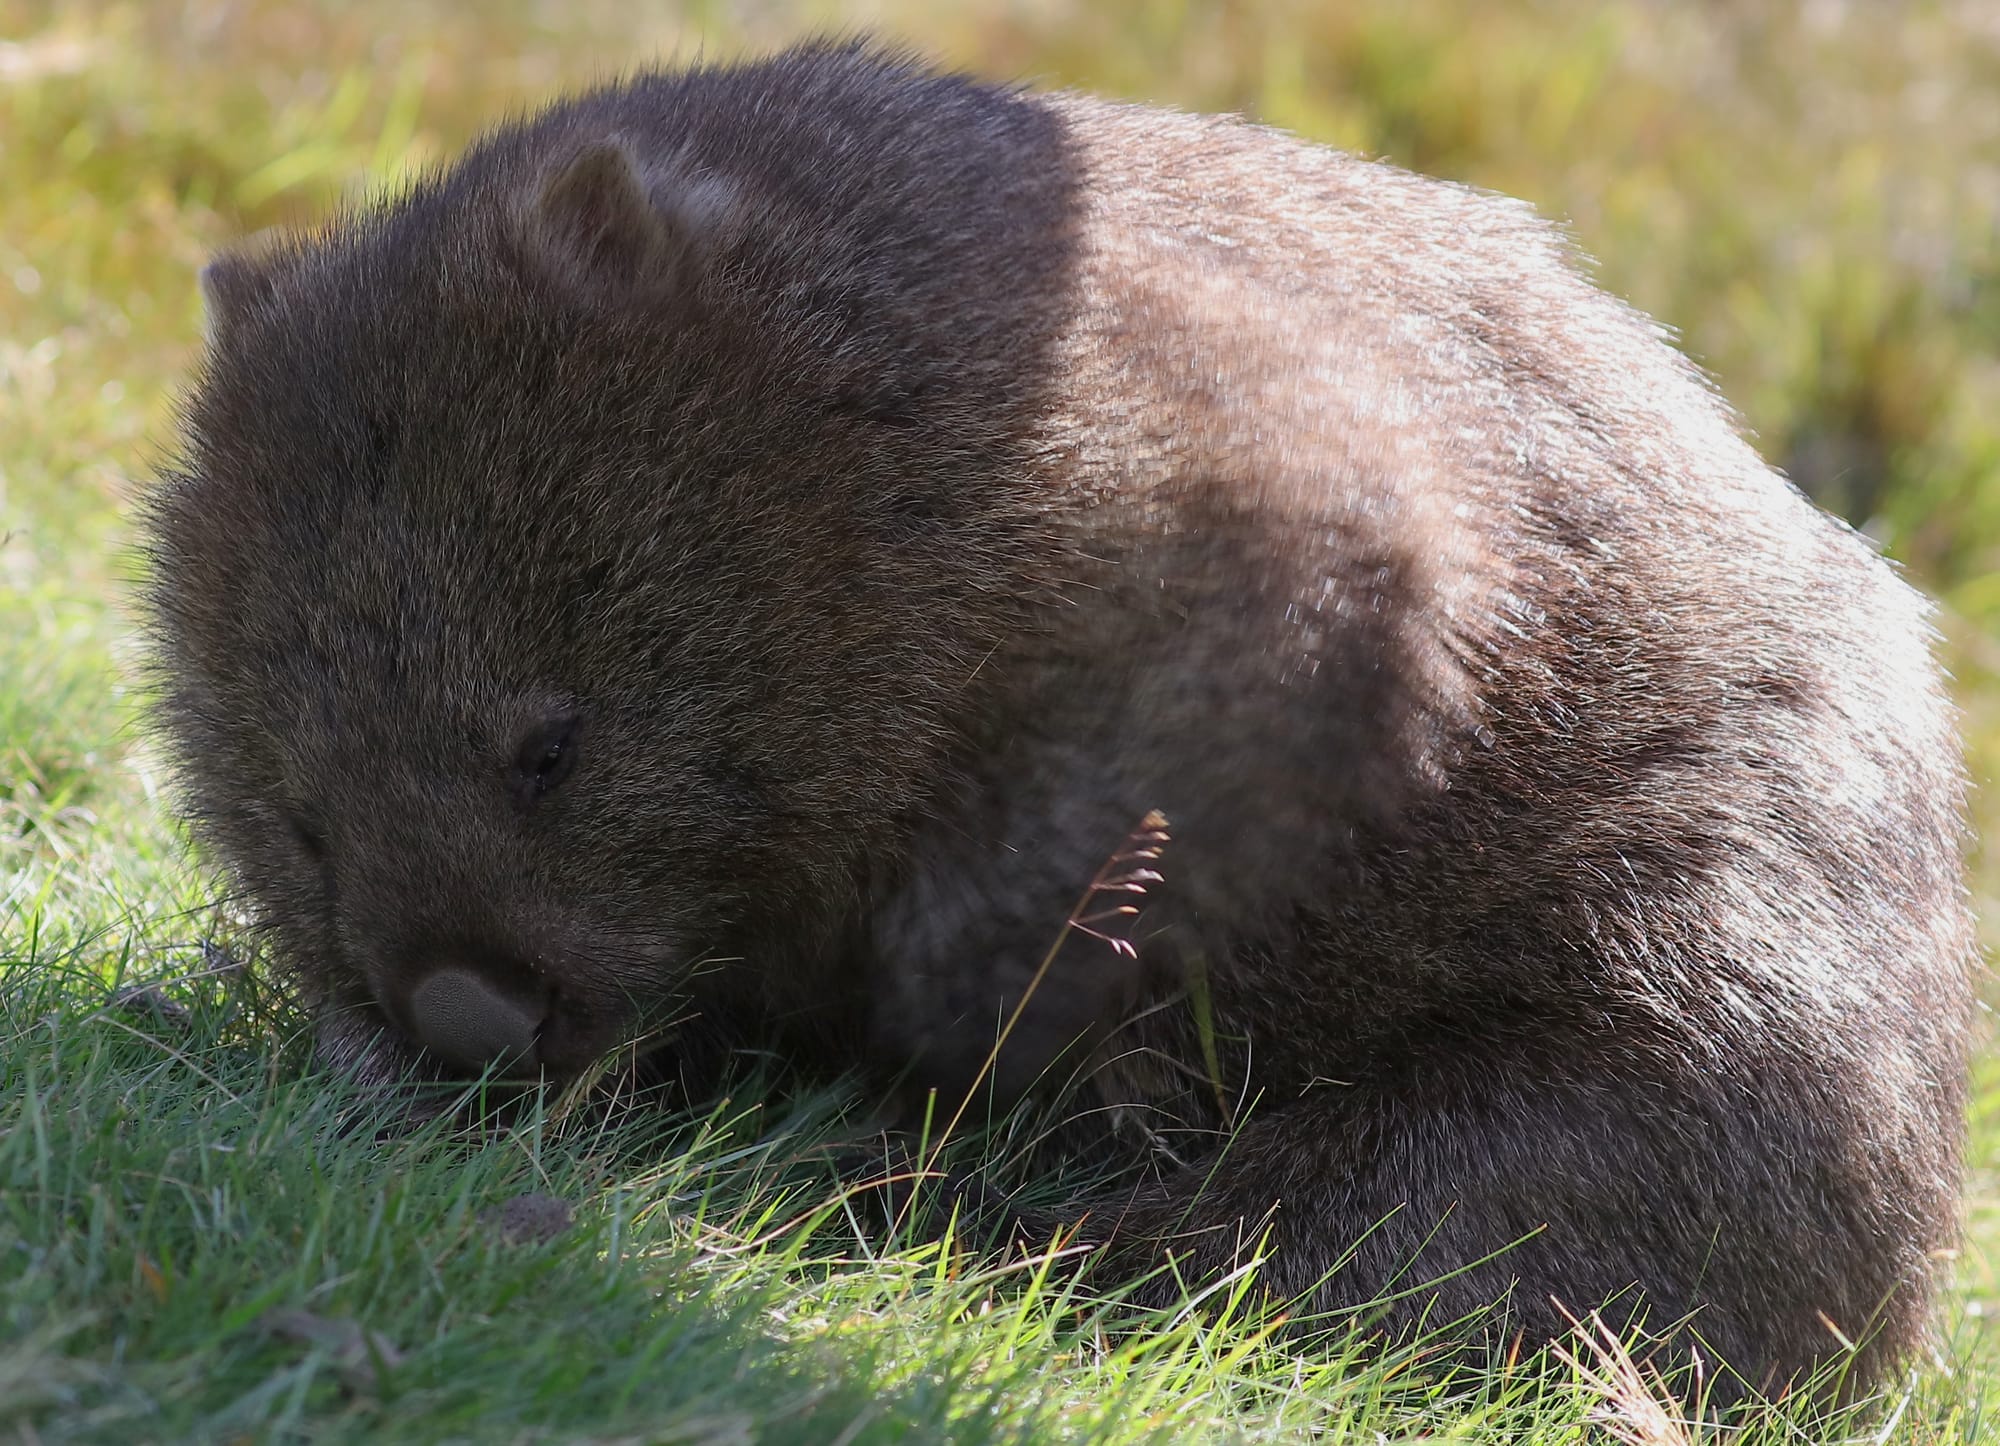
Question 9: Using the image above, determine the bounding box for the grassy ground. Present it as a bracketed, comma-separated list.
[4, 1, 1998, 1439]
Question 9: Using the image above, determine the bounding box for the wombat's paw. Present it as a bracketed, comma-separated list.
[819, 1130, 1032, 1250]
[1000, 1178, 1287, 1314]
[932, 1168, 1036, 1251]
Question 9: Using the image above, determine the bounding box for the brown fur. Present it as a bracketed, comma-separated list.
[144, 43, 1973, 1402]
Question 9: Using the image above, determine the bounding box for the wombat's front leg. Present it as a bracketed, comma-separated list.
[864, 800, 1163, 1114]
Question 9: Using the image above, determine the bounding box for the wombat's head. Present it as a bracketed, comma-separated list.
[142, 58, 1071, 1084]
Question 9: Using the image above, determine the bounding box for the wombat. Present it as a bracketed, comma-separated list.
[143, 42, 1973, 1402]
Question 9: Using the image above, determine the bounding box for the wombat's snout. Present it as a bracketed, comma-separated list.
[390, 963, 550, 1077]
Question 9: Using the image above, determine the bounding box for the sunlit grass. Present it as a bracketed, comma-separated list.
[3, 948, 1975, 1442]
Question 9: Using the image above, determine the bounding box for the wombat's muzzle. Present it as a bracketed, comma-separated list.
[392, 964, 549, 1078]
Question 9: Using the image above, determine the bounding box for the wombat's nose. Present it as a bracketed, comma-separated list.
[401, 965, 548, 1077]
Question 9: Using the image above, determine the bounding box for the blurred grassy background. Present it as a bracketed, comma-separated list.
[2, 0, 1997, 1424]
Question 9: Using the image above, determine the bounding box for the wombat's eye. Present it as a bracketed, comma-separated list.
[513, 714, 580, 805]
[286, 811, 330, 862]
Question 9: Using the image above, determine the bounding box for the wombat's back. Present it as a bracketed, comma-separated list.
[999, 91, 1972, 1390]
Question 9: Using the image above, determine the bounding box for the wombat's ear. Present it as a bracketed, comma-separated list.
[520, 138, 728, 300]
[199, 252, 277, 349]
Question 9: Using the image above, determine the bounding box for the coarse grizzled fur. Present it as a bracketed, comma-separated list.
[142, 42, 1973, 1403]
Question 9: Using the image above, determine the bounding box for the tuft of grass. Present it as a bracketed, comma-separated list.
[3, 0, 1997, 1439]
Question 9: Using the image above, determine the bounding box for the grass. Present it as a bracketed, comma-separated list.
[3, 0, 1997, 1439]
[10, 957, 1990, 1443]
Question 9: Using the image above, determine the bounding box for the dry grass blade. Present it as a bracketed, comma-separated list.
[1551, 1307, 1700, 1446]
[901, 810, 1171, 1226]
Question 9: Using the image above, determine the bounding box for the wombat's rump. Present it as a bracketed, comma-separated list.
[144, 44, 1973, 1401]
